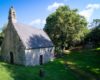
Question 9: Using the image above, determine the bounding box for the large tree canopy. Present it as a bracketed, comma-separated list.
[44, 6, 88, 49]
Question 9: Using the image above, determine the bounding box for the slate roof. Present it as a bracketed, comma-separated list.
[13, 23, 54, 49]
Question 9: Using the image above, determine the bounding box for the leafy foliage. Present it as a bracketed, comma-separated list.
[0, 24, 7, 46]
[85, 24, 100, 47]
[44, 6, 88, 49]
[89, 19, 100, 28]
[85, 19, 100, 47]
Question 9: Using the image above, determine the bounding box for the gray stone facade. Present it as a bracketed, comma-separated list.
[1, 6, 54, 66]
[1, 22, 26, 65]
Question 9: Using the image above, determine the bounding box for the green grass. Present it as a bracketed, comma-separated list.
[62, 48, 100, 80]
[0, 48, 100, 80]
[0, 60, 77, 80]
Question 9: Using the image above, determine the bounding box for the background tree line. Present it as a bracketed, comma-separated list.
[85, 19, 100, 47]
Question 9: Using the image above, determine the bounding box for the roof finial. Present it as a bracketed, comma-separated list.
[8, 6, 17, 23]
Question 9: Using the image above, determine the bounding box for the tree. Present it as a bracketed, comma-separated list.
[85, 24, 100, 47]
[89, 19, 100, 28]
[0, 32, 4, 46]
[0, 24, 7, 47]
[85, 19, 100, 47]
[44, 6, 88, 50]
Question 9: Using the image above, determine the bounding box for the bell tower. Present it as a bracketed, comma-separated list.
[8, 6, 17, 23]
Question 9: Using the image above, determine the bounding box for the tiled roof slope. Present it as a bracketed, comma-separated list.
[13, 23, 54, 49]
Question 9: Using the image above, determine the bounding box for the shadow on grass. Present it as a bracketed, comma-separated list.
[60, 48, 100, 80]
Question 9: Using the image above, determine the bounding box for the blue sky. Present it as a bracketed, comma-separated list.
[0, 0, 100, 29]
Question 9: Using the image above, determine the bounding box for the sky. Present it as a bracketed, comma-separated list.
[0, 0, 100, 29]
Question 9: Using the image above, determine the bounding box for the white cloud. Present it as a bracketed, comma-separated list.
[79, 8, 93, 21]
[86, 4, 100, 9]
[79, 4, 100, 21]
[47, 2, 64, 11]
[29, 19, 46, 29]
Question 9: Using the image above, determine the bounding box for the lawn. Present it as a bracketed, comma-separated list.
[61, 48, 100, 80]
[0, 48, 100, 80]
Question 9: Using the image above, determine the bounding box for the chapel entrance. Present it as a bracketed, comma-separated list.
[39, 55, 43, 65]
[10, 52, 14, 64]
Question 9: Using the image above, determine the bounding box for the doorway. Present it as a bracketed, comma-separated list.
[39, 55, 43, 65]
[10, 52, 14, 64]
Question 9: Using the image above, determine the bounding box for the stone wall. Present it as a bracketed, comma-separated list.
[1, 22, 26, 65]
[25, 47, 54, 66]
